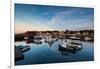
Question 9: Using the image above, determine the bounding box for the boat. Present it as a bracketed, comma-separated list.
[58, 41, 82, 53]
[17, 45, 25, 50]
[60, 51, 69, 56]
[15, 45, 31, 61]
[25, 39, 33, 44]
[69, 42, 82, 50]
[59, 44, 76, 53]
[33, 39, 42, 44]
[33, 36, 42, 44]
[45, 37, 58, 44]
[69, 36, 81, 40]
[17, 45, 31, 52]
[15, 46, 24, 61]
[44, 35, 53, 43]
[21, 45, 31, 52]
[45, 37, 53, 43]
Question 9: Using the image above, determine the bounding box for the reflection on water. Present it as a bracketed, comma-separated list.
[15, 39, 94, 65]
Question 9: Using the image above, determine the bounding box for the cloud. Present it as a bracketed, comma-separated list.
[41, 12, 51, 16]
[15, 6, 94, 33]
[46, 9, 94, 30]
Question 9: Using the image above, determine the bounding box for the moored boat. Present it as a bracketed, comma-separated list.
[17, 45, 31, 52]
[58, 40, 82, 53]
[15, 46, 24, 61]
[18, 45, 25, 50]
[21, 45, 31, 52]
[69, 36, 81, 40]
[69, 42, 82, 50]
[33, 39, 42, 44]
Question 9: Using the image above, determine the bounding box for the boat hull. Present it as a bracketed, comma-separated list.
[59, 45, 77, 53]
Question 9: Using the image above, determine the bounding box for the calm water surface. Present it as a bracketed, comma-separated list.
[15, 39, 94, 65]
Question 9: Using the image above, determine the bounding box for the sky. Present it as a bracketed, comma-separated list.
[15, 3, 94, 34]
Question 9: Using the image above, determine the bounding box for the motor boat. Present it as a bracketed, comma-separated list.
[15, 46, 24, 61]
[17, 45, 31, 52]
[69, 42, 82, 50]
[58, 40, 82, 53]
[21, 45, 31, 52]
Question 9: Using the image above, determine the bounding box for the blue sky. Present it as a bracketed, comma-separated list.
[15, 4, 94, 33]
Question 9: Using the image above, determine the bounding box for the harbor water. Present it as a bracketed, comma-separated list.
[15, 39, 94, 65]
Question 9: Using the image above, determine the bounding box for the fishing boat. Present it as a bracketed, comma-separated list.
[17, 45, 25, 50]
[69, 36, 81, 40]
[45, 35, 53, 43]
[17, 45, 31, 52]
[33, 39, 42, 44]
[69, 42, 82, 50]
[21, 45, 31, 52]
[15, 46, 24, 61]
[33, 36, 42, 44]
[59, 40, 82, 53]
[59, 44, 76, 53]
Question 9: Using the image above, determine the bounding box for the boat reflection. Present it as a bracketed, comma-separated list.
[60, 51, 69, 56]
[15, 37, 84, 62]
[45, 38, 59, 47]
[47, 41, 54, 47]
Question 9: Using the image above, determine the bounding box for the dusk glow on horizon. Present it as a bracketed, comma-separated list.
[15, 4, 94, 34]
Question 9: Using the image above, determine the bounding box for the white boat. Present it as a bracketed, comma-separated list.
[45, 35, 53, 43]
[17, 45, 31, 52]
[69, 36, 81, 40]
[68, 42, 82, 50]
[59, 40, 82, 53]
[33, 39, 42, 44]
[21, 45, 31, 52]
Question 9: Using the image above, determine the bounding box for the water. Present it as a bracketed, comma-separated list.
[15, 39, 94, 65]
